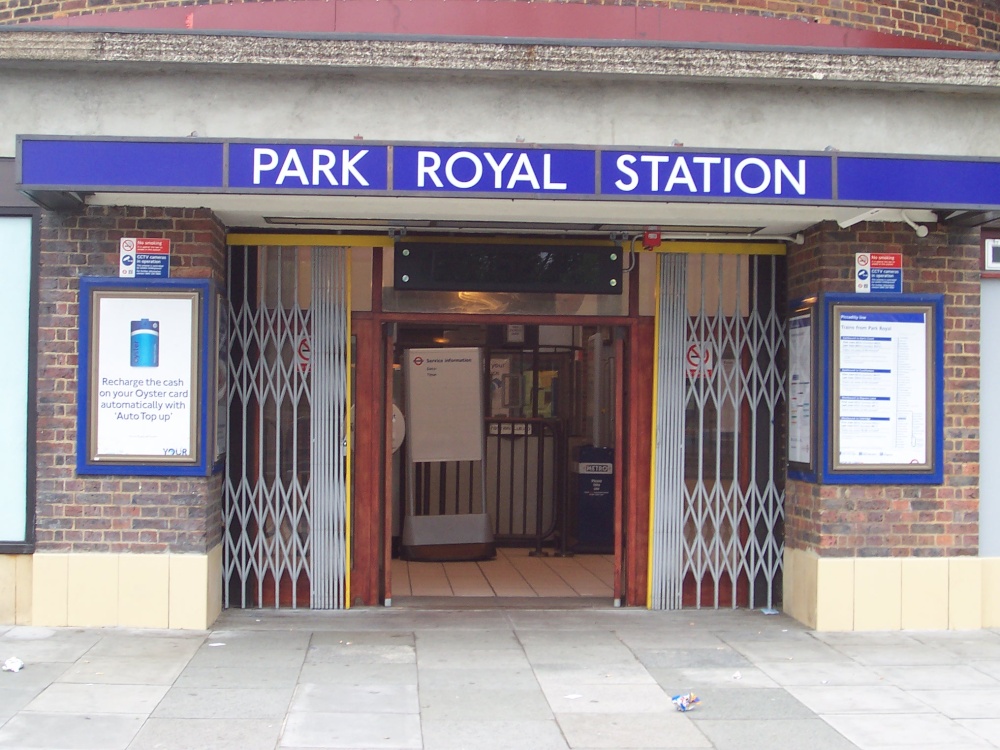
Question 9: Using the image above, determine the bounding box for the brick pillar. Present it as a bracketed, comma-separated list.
[783, 220, 981, 630]
[32, 206, 227, 628]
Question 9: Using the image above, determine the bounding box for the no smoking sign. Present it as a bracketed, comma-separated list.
[686, 344, 713, 378]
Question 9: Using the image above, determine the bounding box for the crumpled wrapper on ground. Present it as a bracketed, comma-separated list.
[671, 692, 700, 712]
[2, 657, 24, 673]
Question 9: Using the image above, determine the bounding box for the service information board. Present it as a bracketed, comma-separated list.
[834, 308, 928, 466]
[405, 347, 484, 463]
[787, 313, 813, 466]
[90, 290, 200, 462]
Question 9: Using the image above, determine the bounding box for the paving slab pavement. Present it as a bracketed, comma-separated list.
[1, 609, 998, 749]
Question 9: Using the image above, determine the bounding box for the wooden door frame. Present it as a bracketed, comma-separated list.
[369, 313, 646, 606]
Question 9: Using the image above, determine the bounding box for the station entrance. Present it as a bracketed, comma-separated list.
[220, 237, 786, 612]
[385, 322, 623, 607]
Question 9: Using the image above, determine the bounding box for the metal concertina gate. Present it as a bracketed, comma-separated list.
[224, 245, 350, 609]
[649, 253, 786, 611]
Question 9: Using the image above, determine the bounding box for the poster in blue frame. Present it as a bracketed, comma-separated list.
[819, 293, 944, 484]
[787, 297, 817, 482]
[77, 277, 217, 476]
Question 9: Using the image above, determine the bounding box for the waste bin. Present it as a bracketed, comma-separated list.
[572, 445, 614, 554]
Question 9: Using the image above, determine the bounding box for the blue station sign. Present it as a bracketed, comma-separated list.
[17, 136, 1000, 209]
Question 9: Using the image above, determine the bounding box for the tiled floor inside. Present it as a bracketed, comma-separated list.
[391, 547, 614, 599]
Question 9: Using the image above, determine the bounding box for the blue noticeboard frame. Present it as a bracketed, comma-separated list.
[77, 277, 217, 476]
[819, 293, 944, 484]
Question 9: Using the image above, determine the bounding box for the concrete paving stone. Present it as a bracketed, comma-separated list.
[555, 712, 712, 748]
[415, 629, 520, 650]
[382, 610, 513, 631]
[755, 660, 886, 687]
[279, 711, 422, 749]
[418, 685, 553, 721]
[908, 632, 1000, 661]
[615, 629, 730, 651]
[533, 662, 658, 686]
[542, 682, 674, 714]
[187, 643, 308, 669]
[57, 656, 188, 685]
[152, 685, 294, 719]
[507, 611, 647, 631]
[635, 648, 753, 670]
[308, 643, 416, 665]
[517, 630, 623, 646]
[0, 663, 74, 693]
[310, 631, 415, 647]
[0, 628, 102, 663]
[85, 633, 204, 660]
[823, 643, 957, 667]
[812, 632, 928, 648]
[291, 683, 418, 714]
[173, 663, 305, 688]
[786, 685, 935, 714]
[823, 712, 992, 748]
[298, 661, 418, 686]
[872, 665, 1000, 690]
[694, 615, 807, 637]
[970, 661, 1000, 681]
[721, 637, 852, 665]
[647, 666, 779, 690]
[522, 644, 643, 667]
[207, 630, 313, 650]
[909, 688, 1000, 719]
[956, 719, 1000, 746]
[693, 718, 862, 750]
[127, 717, 283, 750]
[416, 665, 540, 691]
[679, 687, 814, 720]
[0, 712, 144, 750]
[0, 685, 39, 723]
[24, 683, 169, 714]
[415, 646, 530, 670]
[422, 718, 569, 750]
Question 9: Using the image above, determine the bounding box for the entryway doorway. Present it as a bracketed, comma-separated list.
[385, 322, 624, 607]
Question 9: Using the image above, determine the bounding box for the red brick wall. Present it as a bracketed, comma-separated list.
[785, 221, 980, 557]
[35, 205, 227, 553]
[2, 0, 1000, 52]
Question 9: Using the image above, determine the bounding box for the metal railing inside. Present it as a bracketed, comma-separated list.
[408, 418, 566, 553]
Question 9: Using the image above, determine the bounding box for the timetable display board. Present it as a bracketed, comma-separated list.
[787, 300, 816, 479]
[820, 293, 943, 484]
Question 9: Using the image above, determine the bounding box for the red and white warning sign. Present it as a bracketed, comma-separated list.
[296, 335, 311, 374]
[120, 237, 170, 279]
[686, 344, 713, 378]
[856, 252, 902, 293]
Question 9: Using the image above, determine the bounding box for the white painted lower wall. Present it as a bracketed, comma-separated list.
[0, 547, 223, 630]
[784, 548, 1000, 631]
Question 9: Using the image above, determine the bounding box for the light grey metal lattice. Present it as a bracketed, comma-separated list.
[223, 246, 349, 609]
[651, 254, 785, 611]
[650, 254, 688, 610]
